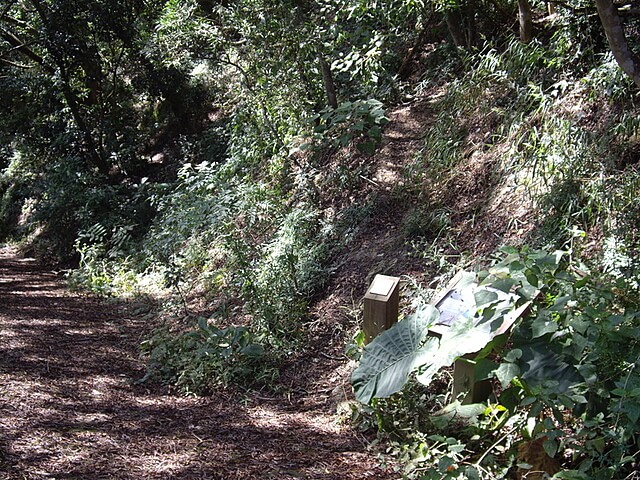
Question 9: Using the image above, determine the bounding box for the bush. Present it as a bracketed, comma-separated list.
[353, 246, 640, 479]
[140, 316, 277, 395]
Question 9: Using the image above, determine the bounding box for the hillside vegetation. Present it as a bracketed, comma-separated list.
[2, 0, 640, 478]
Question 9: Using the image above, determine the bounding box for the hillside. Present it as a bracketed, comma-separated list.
[2, 1, 640, 478]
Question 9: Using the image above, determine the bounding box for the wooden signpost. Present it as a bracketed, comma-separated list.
[363, 274, 400, 344]
[362, 271, 532, 405]
[431, 271, 533, 404]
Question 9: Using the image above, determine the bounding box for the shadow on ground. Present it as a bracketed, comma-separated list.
[0, 248, 394, 479]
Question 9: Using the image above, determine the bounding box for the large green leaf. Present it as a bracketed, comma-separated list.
[416, 314, 497, 386]
[351, 305, 440, 404]
[519, 341, 582, 393]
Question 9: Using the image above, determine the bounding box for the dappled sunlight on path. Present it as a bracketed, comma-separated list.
[0, 247, 395, 479]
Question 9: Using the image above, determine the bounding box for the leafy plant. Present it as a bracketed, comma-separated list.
[243, 207, 328, 342]
[352, 262, 533, 404]
[353, 247, 640, 478]
[140, 317, 275, 395]
[310, 99, 389, 155]
[352, 304, 440, 404]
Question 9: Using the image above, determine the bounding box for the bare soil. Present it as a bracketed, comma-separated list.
[0, 246, 396, 479]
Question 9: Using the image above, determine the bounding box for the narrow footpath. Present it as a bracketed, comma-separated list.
[0, 246, 395, 479]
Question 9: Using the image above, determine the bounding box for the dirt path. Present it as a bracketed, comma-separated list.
[0, 247, 396, 479]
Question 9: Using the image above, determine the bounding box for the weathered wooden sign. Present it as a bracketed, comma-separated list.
[361, 271, 533, 404]
[431, 271, 534, 403]
[362, 274, 400, 343]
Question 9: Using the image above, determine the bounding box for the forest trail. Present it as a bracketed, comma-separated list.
[0, 246, 396, 479]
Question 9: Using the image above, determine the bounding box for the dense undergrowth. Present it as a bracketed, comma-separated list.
[352, 26, 640, 480]
[2, 0, 640, 478]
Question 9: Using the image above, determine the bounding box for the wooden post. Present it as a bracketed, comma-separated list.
[452, 355, 493, 404]
[432, 271, 531, 405]
[363, 275, 400, 343]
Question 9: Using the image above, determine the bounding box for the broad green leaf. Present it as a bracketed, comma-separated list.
[495, 362, 520, 387]
[623, 402, 640, 423]
[367, 125, 382, 141]
[337, 134, 351, 146]
[475, 289, 499, 308]
[549, 295, 571, 311]
[417, 315, 495, 386]
[576, 364, 597, 384]
[516, 282, 539, 300]
[553, 471, 590, 479]
[505, 349, 523, 362]
[356, 141, 376, 155]
[531, 315, 558, 338]
[524, 269, 539, 288]
[509, 261, 525, 271]
[351, 306, 440, 404]
[241, 344, 264, 357]
[543, 438, 558, 458]
[475, 358, 498, 381]
[519, 342, 582, 393]
[491, 277, 518, 293]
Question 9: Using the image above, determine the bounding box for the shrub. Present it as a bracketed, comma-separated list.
[140, 316, 276, 395]
[353, 246, 640, 479]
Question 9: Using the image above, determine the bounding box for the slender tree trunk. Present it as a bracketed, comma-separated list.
[595, 0, 640, 87]
[445, 9, 467, 47]
[518, 0, 533, 43]
[464, 0, 476, 47]
[445, 3, 475, 48]
[27, 0, 111, 175]
[319, 55, 338, 109]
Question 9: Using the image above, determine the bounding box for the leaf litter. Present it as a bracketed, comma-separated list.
[0, 246, 396, 479]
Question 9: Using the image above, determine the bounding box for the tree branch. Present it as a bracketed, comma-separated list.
[0, 55, 32, 68]
[0, 26, 53, 73]
[0, 0, 19, 22]
[220, 55, 285, 149]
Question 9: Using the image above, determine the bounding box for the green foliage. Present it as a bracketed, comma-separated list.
[354, 247, 640, 478]
[310, 99, 389, 155]
[352, 261, 533, 404]
[140, 317, 275, 395]
[243, 208, 326, 341]
[352, 305, 440, 403]
[1, 6, 639, 477]
[403, 205, 451, 240]
[68, 223, 140, 295]
[494, 249, 640, 476]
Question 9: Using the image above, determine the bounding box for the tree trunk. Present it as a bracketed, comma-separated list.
[319, 55, 338, 109]
[445, 3, 475, 48]
[27, 0, 111, 176]
[595, 0, 640, 87]
[445, 9, 467, 47]
[518, 0, 533, 43]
